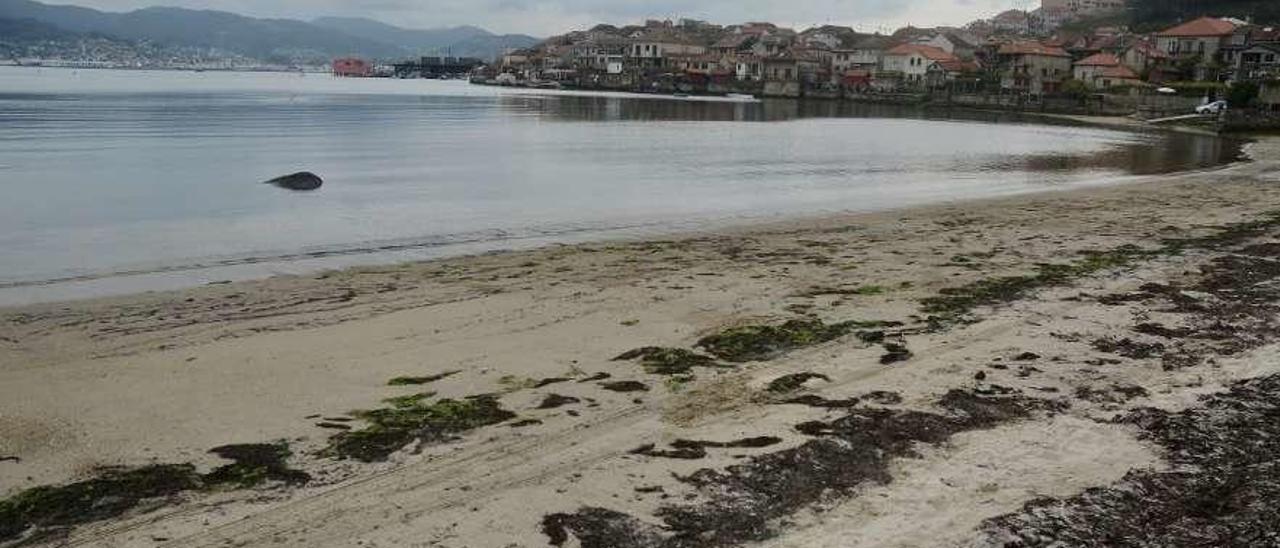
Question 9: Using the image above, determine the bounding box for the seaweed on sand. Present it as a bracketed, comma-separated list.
[921, 245, 1154, 328]
[613, 348, 727, 375]
[0, 465, 200, 541]
[979, 374, 1280, 547]
[326, 395, 516, 462]
[0, 442, 311, 542]
[766, 373, 832, 394]
[203, 443, 312, 489]
[696, 319, 897, 363]
[543, 390, 1064, 547]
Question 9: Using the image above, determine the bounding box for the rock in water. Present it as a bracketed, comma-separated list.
[266, 172, 323, 191]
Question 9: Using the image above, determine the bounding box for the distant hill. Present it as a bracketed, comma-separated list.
[0, 0, 535, 63]
[0, 15, 81, 42]
[311, 17, 538, 59]
[1129, 0, 1280, 28]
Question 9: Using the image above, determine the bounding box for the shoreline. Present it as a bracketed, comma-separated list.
[0, 138, 1252, 309]
[3, 137, 1280, 545]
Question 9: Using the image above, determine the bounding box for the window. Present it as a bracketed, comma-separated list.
[1268, 54, 1277, 63]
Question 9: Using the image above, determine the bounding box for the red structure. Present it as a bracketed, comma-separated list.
[332, 57, 372, 77]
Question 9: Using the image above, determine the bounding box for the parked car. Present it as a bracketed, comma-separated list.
[1196, 100, 1228, 115]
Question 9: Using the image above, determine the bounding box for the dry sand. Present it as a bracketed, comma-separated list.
[2, 137, 1280, 547]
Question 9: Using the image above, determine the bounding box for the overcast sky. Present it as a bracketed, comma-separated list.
[60, 0, 1037, 36]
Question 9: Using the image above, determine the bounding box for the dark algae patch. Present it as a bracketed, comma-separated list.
[600, 381, 649, 393]
[766, 373, 832, 393]
[0, 442, 310, 542]
[613, 347, 727, 375]
[327, 394, 516, 462]
[630, 437, 784, 460]
[536, 394, 581, 410]
[921, 245, 1154, 327]
[922, 212, 1280, 328]
[0, 465, 199, 542]
[696, 319, 897, 363]
[204, 443, 311, 489]
[387, 370, 461, 386]
[980, 374, 1280, 547]
[544, 390, 1063, 547]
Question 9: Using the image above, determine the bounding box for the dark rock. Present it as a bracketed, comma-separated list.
[265, 171, 323, 191]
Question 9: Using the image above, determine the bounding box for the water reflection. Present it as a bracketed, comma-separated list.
[0, 70, 1250, 292]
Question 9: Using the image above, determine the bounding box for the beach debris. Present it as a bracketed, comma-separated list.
[203, 443, 311, 489]
[696, 319, 893, 363]
[979, 374, 1280, 546]
[536, 394, 581, 410]
[863, 391, 903, 405]
[631, 437, 784, 461]
[599, 381, 649, 393]
[387, 371, 460, 386]
[1013, 352, 1041, 361]
[265, 171, 323, 191]
[613, 347, 727, 375]
[1092, 337, 1165, 359]
[0, 456, 18, 464]
[766, 373, 832, 394]
[542, 508, 664, 548]
[778, 395, 861, 409]
[326, 395, 515, 462]
[578, 372, 612, 383]
[0, 442, 310, 542]
[0, 464, 201, 542]
[921, 245, 1154, 328]
[879, 343, 913, 365]
[510, 419, 543, 428]
[545, 390, 1065, 547]
[317, 422, 352, 430]
[533, 377, 572, 388]
[1075, 384, 1150, 404]
[629, 444, 707, 460]
[673, 437, 783, 450]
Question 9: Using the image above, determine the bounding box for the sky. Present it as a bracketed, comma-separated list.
[58, 0, 1038, 36]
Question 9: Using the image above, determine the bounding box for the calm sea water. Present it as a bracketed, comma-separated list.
[0, 67, 1245, 304]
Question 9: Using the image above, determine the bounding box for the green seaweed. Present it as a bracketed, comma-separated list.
[387, 371, 461, 386]
[613, 347, 727, 375]
[0, 465, 200, 541]
[0, 442, 312, 542]
[327, 395, 516, 462]
[696, 319, 892, 363]
[203, 443, 311, 489]
[767, 373, 832, 393]
[382, 392, 436, 408]
[922, 213, 1280, 329]
[921, 245, 1153, 328]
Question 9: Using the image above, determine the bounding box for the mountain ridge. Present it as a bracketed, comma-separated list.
[0, 0, 538, 63]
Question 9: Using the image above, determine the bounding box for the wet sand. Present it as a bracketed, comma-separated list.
[2, 138, 1280, 547]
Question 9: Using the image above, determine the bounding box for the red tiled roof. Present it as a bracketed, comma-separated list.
[997, 42, 1070, 57]
[934, 59, 980, 73]
[1097, 65, 1140, 80]
[1157, 17, 1238, 37]
[884, 43, 957, 61]
[1075, 53, 1121, 67]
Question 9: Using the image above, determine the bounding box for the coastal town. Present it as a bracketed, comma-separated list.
[453, 0, 1280, 123]
[7, 0, 1280, 547]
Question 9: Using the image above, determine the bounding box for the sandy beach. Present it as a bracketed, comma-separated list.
[3, 137, 1280, 547]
